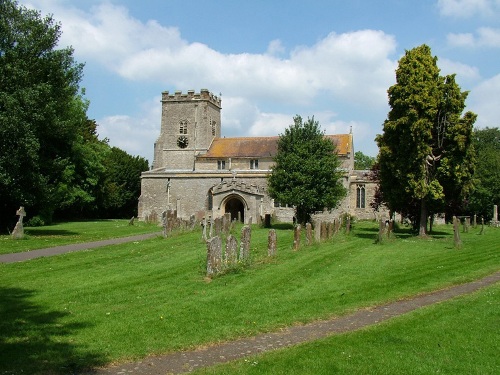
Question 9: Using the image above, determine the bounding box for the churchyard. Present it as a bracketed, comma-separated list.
[0, 219, 498, 374]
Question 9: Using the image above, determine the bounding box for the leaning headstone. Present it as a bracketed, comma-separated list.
[453, 216, 462, 249]
[206, 236, 223, 276]
[128, 216, 135, 226]
[239, 225, 251, 263]
[305, 223, 312, 245]
[293, 224, 301, 250]
[268, 229, 277, 256]
[225, 235, 238, 266]
[11, 206, 26, 240]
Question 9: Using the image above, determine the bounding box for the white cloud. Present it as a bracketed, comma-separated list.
[437, 0, 500, 18]
[469, 74, 500, 127]
[448, 27, 500, 47]
[438, 58, 481, 82]
[97, 97, 161, 163]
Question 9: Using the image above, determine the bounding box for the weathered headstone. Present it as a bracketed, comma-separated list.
[161, 211, 167, 237]
[463, 217, 470, 233]
[215, 217, 222, 235]
[268, 229, 277, 256]
[11, 206, 26, 240]
[248, 216, 253, 225]
[473, 214, 477, 228]
[346, 216, 351, 235]
[387, 219, 394, 238]
[377, 219, 385, 243]
[206, 236, 223, 276]
[305, 222, 312, 245]
[189, 214, 196, 230]
[320, 221, 328, 242]
[314, 220, 321, 243]
[128, 216, 135, 226]
[293, 224, 301, 250]
[239, 225, 251, 262]
[494, 205, 498, 222]
[327, 222, 334, 240]
[225, 235, 238, 266]
[208, 215, 213, 238]
[480, 217, 485, 235]
[202, 217, 207, 240]
[453, 216, 462, 249]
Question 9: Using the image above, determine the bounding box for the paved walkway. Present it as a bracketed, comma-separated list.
[88, 271, 500, 375]
[0, 232, 162, 263]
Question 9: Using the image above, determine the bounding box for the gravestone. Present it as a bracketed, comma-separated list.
[305, 223, 312, 245]
[346, 216, 351, 235]
[206, 236, 223, 276]
[268, 229, 277, 256]
[214, 217, 222, 235]
[239, 225, 251, 262]
[494, 205, 498, 221]
[11, 206, 26, 240]
[202, 217, 207, 240]
[225, 235, 238, 266]
[314, 220, 321, 243]
[128, 216, 135, 226]
[161, 211, 167, 237]
[327, 222, 334, 240]
[208, 216, 213, 238]
[293, 225, 301, 250]
[320, 221, 328, 241]
[453, 216, 462, 249]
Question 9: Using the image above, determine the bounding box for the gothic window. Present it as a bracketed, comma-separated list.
[356, 184, 366, 209]
[250, 159, 259, 169]
[217, 160, 226, 170]
[179, 120, 188, 134]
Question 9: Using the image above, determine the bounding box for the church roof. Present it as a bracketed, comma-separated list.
[199, 134, 352, 159]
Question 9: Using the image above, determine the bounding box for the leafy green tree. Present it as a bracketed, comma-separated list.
[354, 151, 376, 170]
[0, 0, 98, 229]
[467, 127, 500, 221]
[99, 147, 149, 218]
[376, 44, 476, 236]
[268, 115, 346, 224]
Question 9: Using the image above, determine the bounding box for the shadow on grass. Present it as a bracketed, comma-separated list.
[24, 229, 79, 237]
[0, 287, 107, 374]
[270, 223, 294, 230]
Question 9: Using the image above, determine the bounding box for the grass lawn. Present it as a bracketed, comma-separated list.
[0, 220, 498, 374]
[195, 282, 500, 375]
[0, 219, 160, 255]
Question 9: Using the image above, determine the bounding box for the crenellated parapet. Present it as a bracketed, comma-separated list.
[161, 89, 221, 108]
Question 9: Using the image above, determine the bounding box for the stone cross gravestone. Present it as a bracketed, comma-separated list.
[11, 206, 26, 240]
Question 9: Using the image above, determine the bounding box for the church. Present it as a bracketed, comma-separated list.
[138, 89, 381, 224]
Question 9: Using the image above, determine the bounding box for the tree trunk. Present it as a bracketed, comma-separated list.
[419, 199, 428, 237]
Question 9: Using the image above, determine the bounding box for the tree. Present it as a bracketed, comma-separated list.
[0, 0, 98, 229]
[354, 151, 376, 170]
[268, 115, 346, 224]
[375, 44, 476, 236]
[467, 127, 500, 221]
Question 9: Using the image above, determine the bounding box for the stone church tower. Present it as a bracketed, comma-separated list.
[152, 89, 222, 170]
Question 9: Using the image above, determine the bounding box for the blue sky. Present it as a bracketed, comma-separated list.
[21, 0, 500, 163]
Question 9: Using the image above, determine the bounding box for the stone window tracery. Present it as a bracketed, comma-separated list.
[356, 184, 366, 209]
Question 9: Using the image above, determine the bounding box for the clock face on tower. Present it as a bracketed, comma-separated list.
[177, 135, 189, 149]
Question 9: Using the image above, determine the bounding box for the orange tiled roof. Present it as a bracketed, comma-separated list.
[199, 134, 352, 159]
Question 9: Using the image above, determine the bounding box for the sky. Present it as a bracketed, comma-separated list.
[20, 0, 500, 163]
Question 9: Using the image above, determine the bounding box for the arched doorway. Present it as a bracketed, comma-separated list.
[225, 197, 245, 222]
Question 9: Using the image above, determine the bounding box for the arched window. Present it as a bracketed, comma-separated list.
[356, 185, 366, 209]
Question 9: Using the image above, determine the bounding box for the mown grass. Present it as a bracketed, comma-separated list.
[196, 282, 500, 375]
[0, 221, 498, 374]
[0, 219, 160, 254]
